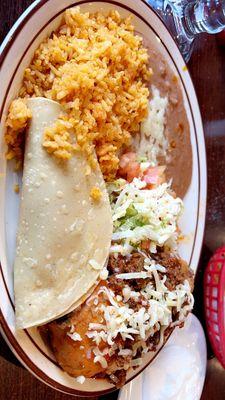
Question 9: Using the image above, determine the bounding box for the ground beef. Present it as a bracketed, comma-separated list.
[127, 297, 145, 312]
[108, 251, 193, 293]
[153, 252, 194, 291]
[108, 369, 127, 388]
[124, 253, 145, 273]
[108, 275, 147, 312]
[108, 275, 125, 295]
[108, 252, 145, 274]
[108, 250, 193, 314]
[146, 330, 160, 351]
[108, 252, 151, 291]
[108, 254, 124, 274]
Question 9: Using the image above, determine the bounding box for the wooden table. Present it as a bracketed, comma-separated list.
[1, 1, 225, 399]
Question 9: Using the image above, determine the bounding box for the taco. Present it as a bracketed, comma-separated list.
[14, 98, 113, 329]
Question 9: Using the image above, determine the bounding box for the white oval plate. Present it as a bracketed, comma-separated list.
[0, 0, 207, 396]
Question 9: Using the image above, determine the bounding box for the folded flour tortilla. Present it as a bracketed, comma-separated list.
[14, 98, 113, 329]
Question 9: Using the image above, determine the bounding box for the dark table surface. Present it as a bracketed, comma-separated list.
[1, 1, 225, 399]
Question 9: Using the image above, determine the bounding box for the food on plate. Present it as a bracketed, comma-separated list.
[41, 177, 194, 386]
[5, 7, 194, 387]
[42, 252, 193, 387]
[5, 8, 192, 196]
[5, 8, 151, 180]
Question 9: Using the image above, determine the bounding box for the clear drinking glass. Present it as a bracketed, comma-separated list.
[146, 0, 225, 61]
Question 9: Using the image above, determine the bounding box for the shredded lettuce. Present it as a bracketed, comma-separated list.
[107, 179, 127, 195]
[109, 178, 183, 254]
[137, 155, 148, 163]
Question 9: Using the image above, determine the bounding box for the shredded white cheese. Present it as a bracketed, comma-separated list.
[89, 259, 102, 270]
[118, 349, 133, 356]
[88, 263, 193, 354]
[110, 243, 134, 256]
[67, 332, 82, 342]
[89, 323, 107, 330]
[94, 355, 108, 369]
[131, 358, 143, 367]
[116, 271, 149, 280]
[100, 268, 109, 280]
[122, 286, 131, 302]
[93, 347, 109, 369]
[76, 375, 86, 384]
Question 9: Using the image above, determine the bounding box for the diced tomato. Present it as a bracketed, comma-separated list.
[143, 166, 166, 188]
[119, 152, 140, 182]
[119, 152, 136, 169]
[126, 162, 141, 182]
[119, 152, 166, 187]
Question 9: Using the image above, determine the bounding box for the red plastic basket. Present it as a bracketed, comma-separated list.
[204, 246, 225, 369]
